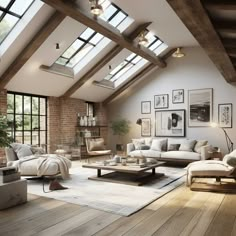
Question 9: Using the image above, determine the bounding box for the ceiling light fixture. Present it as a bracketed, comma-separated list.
[89, 0, 103, 16]
[172, 47, 185, 58]
[138, 31, 148, 46]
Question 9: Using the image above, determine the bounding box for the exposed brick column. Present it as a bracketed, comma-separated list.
[0, 89, 7, 159]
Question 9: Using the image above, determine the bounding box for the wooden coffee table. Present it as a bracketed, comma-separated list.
[82, 161, 166, 186]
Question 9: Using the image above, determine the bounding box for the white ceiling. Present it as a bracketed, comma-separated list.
[3, 0, 199, 101]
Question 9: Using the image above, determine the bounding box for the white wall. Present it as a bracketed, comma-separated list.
[107, 47, 236, 155]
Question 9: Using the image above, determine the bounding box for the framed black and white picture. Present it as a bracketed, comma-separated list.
[141, 101, 151, 114]
[218, 103, 232, 128]
[188, 88, 213, 127]
[141, 118, 151, 136]
[172, 89, 184, 104]
[155, 109, 185, 137]
[154, 94, 169, 109]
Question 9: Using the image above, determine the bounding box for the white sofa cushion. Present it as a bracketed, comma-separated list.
[11, 143, 33, 159]
[161, 151, 200, 160]
[194, 140, 208, 153]
[179, 140, 197, 152]
[129, 150, 161, 158]
[132, 139, 145, 150]
[151, 138, 167, 151]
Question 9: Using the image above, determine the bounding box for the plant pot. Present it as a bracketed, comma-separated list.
[116, 144, 124, 152]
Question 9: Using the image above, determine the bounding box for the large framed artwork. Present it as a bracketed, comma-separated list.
[172, 89, 184, 104]
[141, 118, 151, 137]
[218, 103, 232, 128]
[155, 109, 185, 137]
[188, 88, 213, 127]
[154, 94, 169, 109]
[141, 101, 151, 114]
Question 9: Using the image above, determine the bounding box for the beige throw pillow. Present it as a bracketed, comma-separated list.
[194, 140, 208, 153]
[179, 140, 197, 152]
[151, 139, 167, 151]
[89, 139, 105, 151]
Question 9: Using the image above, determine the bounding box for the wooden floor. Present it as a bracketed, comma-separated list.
[1, 161, 236, 236]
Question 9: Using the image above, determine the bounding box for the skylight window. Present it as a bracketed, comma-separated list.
[55, 0, 129, 68]
[0, 0, 34, 45]
[104, 32, 167, 86]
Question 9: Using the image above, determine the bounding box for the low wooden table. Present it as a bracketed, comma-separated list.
[82, 161, 166, 186]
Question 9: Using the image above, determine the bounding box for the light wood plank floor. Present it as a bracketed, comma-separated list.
[1, 160, 236, 236]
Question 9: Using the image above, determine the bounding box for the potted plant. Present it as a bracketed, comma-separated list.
[0, 113, 13, 148]
[110, 118, 130, 152]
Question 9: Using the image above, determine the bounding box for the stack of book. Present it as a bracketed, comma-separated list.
[0, 167, 20, 184]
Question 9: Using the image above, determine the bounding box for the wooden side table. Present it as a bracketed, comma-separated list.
[208, 150, 223, 161]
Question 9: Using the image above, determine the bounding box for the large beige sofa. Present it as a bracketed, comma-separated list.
[127, 138, 211, 163]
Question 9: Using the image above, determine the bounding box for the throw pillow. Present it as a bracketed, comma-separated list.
[179, 140, 197, 152]
[144, 138, 153, 146]
[31, 146, 46, 155]
[11, 143, 33, 159]
[194, 140, 208, 153]
[89, 139, 105, 151]
[132, 139, 145, 150]
[151, 139, 167, 151]
[229, 149, 236, 157]
[225, 155, 236, 167]
[168, 144, 181, 151]
[139, 145, 150, 150]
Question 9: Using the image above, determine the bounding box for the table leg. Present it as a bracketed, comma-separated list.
[152, 168, 156, 175]
[97, 169, 101, 177]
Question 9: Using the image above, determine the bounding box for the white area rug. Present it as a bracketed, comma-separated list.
[27, 166, 186, 216]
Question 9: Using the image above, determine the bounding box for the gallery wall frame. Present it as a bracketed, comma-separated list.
[188, 88, 213, 127]
[141, 118, 151, 137]
[141, 101, 151, 114]
[172, 89, 184, 104]
[154, 94, 169, 109]
[218, 103, 232, 128]
[155, 109, 186, 137]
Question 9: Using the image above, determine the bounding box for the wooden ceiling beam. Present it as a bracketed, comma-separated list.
[222, 39, 236, 48]
[0, 11, 65, 88]
[42, 0, 166, 68]
[215, 22, 236, 34]
[227, 48, 236, 58]
[103, 49, 176, 105]
[166, 0, 236, 83]
[204, 0, 236, 10]
[62, 22, 152, 98]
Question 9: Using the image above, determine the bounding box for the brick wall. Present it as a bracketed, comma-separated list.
[0, 89, 7, 159]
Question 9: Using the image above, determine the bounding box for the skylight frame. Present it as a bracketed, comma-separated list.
[0, 0, 35, 45]
[55, 1, 129, 68]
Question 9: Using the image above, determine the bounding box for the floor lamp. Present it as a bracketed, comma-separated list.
[211, 123, 234, 153]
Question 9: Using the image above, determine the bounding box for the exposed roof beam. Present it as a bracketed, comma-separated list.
[103, 49, 176, 105]
[215, 22, 236, 34]
[42, 0, 166, 68]
[166, 0, 236, 83]
[204, 0, 236, 10]
[62, 22, 152, 98]
[0, 11, 65, 89]
[223, 39, 236, 48]
[227, 48, 236, 58]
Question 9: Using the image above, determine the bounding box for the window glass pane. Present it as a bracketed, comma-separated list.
[154, 43, 168, 55]
[109, 61, 128, 76]
[40, 116, 46, 130]
[7, 94, 14, 113]
[90, 33, 104, 45]
[24, 96, 31, 114]
[55, 57, 67, 66]
[62, 39, 84, 58]
[80, 28, 95, 40]
[15, 115, 23, 130]
[109, 12, 126, 27]
[32, 97, 39, 114]
[40, 131, 46, 145]
[24, 132, 31, 144]
[24, 115, 31, 130]
[7, 114, 14, 130]
[32, 131, 39, 145]
[0, 0, 11, 8]
[67, 44, 94, 67]
[9, 0, 33, 16]
[15, 95, 22, 113]
[149, 41, 162, 51]
[132, 56, 142, 64]
[100, 4, 117, 21]
[126, 53, 136, 62]
[32, 116, 39, 130]
[111, 63, 133, 82]
[0, 14, 18, 43]
[15, 132, 22, 143]
[40, 98, 46, 115]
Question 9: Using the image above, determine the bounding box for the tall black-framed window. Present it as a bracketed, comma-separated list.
[0, 0, 35, 45]
[7, 92, 47, 147]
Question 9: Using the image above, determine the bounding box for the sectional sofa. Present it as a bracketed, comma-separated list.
[127, 137, 211, 163]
